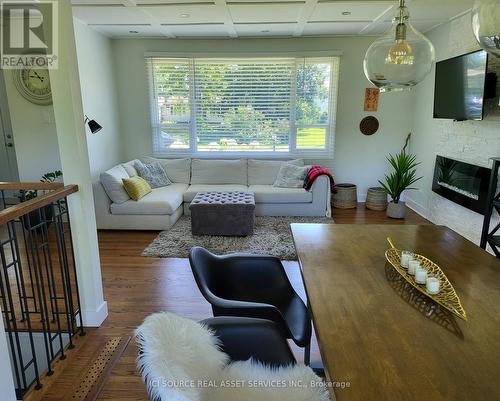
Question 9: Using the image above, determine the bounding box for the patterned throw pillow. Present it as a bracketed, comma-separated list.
[122, 176, 152, 201]
[134, 160, 172, 188]
[273, 163, 310, 188]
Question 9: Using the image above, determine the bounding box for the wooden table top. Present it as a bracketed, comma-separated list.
[291, 224, 500, 401]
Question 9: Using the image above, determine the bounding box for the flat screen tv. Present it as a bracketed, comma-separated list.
[433, 50, 488, 121]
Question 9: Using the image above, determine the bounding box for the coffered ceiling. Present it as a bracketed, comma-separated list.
[71, 0, 474, 38]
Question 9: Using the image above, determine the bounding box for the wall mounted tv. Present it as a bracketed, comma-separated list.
[433, 50, 489, 121]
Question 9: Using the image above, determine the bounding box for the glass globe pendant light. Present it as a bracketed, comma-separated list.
[472, 0, 500, 59]
[363, 0, 436, 92]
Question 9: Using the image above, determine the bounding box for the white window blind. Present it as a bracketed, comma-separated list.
[147, 55, 339, 158]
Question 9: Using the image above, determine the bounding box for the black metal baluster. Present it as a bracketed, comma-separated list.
[53, 202, 75, 347]
[20, 224, 40, 316]
[8, 221, 42, 391]
[25, 211, 55, 376]
[1, 186, 84, 395]
[39, 205, 66, 360]
[0, 239, 28, 393]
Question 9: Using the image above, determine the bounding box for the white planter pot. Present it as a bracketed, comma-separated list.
[387, 201, 406, 219]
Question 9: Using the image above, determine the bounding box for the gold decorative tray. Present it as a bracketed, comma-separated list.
[385, 238, 467, 321]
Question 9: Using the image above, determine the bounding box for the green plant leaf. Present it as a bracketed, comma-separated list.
[379, 150, 422, 202]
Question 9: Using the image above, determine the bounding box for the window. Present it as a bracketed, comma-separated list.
[147, 56, 339, 157]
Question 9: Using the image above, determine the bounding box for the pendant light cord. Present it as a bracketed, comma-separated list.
[398, 0, 405, 24]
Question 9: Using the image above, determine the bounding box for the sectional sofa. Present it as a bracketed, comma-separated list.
[93, 158, 331, 230]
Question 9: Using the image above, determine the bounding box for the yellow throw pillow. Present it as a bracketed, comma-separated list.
[122, 176, 152, 201]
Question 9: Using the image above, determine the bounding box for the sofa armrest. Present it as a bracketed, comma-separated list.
[309, 174, 329, 197]
[93, 181, 112, 221]
[309, 175, 330, 216]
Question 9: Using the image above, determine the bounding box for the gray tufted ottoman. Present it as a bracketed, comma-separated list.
[189, 191, 255, 236]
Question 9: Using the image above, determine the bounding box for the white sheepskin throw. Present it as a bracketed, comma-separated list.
[136, 312, 229, 401]
[135, 312, 330, 401]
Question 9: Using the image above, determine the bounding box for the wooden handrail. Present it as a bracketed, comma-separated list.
[0, 185, 78, 225]
[0, 182, 64, 191]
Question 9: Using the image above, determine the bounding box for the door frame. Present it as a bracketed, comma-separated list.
[0, 69, 19, 183]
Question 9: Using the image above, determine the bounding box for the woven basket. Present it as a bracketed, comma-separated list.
[366, 187, 388, 211]
[332, 183, 357, 209]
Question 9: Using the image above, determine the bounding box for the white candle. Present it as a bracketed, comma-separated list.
[426, 277, 440, 294]
[400, 251, 412, 268]
[415, 268, 428, 284]
[408, 260, 420, 275]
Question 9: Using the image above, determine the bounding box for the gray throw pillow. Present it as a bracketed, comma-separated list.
[273, 163, 310, 188]
[135, 160, 172, 188]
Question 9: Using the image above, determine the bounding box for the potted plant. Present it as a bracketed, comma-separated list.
[19, 170, 63, 230]
[379, 151, 421, 219]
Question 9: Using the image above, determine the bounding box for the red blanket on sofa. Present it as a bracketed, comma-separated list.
[303, 165, 336, 192]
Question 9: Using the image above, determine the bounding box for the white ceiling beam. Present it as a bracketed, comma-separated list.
[358, 3, 395, 35]
[214, 0, 238, 38]
[139, 6, 177, 37]
[293, 0, 318, 37]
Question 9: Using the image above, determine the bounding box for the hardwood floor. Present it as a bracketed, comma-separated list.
[24, 204, 430, 401]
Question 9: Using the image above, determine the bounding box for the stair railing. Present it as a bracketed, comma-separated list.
[0, 182, 84, 399]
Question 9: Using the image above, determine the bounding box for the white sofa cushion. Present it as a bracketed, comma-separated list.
[191, 159, 247, 185]
[110, 184, 188, 215]
[273, 163, 309, 188]
[121, 159, 140, 177]
[183, 184, 248, 202]
[248, 185, 313, 203]
[248, 159, 304, 185]
[142, 157, 191, 184]
[100, 165, 130, 204]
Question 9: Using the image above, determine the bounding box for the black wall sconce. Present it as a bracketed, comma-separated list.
[84, 115, 102, 134]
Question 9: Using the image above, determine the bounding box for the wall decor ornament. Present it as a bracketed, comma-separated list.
[364, 88, 380, 111]
[359, 116, 379, 136]
[363, 0, 435, 92]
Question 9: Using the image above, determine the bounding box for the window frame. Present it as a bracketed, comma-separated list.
[147, 53, 340, 159]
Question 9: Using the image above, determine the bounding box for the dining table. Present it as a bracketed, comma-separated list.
[291, 223, 500, 401]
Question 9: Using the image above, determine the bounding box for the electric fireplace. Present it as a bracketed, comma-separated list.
[432, 156, 491, 215]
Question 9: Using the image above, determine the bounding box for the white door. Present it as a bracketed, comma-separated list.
[0, 71, 19, 183]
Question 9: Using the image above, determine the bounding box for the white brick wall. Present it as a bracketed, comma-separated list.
[408, 13, 500, 251]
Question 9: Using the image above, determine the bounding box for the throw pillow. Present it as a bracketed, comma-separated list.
[273, 163, 310, 188]
[100, 165, 131, 204]
[122, 176, 152, 201]
[135, 160, 172, 188]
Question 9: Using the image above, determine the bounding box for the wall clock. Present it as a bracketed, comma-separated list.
[13, 67, 52, 105]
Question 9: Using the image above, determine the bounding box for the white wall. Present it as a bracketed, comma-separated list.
[2, 18, 124, 184]
[407, 12, 500, 246]
[74, 19, 124, 180]
[4, 71, 62, 181]
[112, 37, 414, 200]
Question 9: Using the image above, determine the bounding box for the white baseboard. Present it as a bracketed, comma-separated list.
[82, 301, 108, 327]
[358, 193, 367, 203]
[405, 198, 430, 221]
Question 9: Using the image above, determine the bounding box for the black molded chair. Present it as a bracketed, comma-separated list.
[202, 317, 296, 367]
[189, 246, 313, 365]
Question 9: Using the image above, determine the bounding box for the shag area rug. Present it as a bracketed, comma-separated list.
[142, 216, 333, 260]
